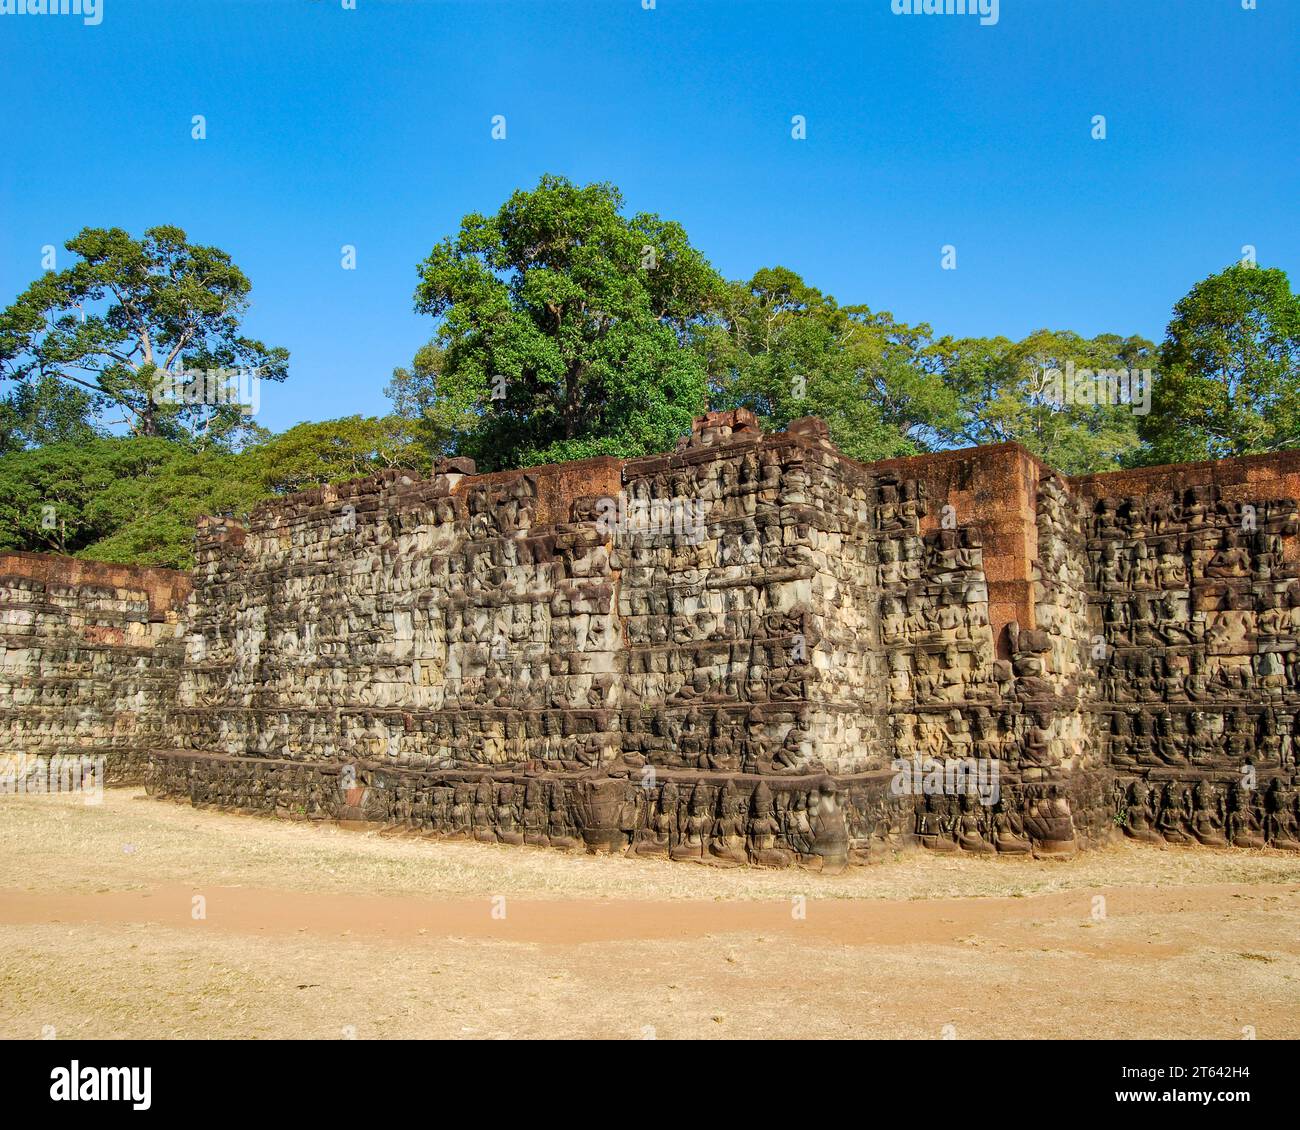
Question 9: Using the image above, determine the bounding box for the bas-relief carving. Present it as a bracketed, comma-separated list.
[7, 418, 1300, 866]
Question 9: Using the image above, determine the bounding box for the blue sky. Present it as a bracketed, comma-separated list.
[1, 0, 1296, 434]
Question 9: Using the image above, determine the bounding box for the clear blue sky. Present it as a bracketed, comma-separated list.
[1, 0, 1296, 434]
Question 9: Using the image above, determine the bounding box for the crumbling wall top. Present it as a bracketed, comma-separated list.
[0, 550, 191, 618]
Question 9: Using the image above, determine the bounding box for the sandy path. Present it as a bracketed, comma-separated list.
[0, 880, 1282, 954]
[1, 791, 1298, 1039]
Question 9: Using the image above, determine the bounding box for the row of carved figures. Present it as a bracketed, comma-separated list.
[1118, 776, 1300, 848]
[1089, 489, 1297, 540]
[1095, 650, 1300, 700]
[1089, 532, 1294, 588]
[913, 784, 1076, 853]
[1104, 706, 1300, 768]
[149, 758, 924, 869]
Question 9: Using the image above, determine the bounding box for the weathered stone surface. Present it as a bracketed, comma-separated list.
[0, 552, 190, 783]
[1072, 455, 1300, 850]
[6, 423, 1300, 864]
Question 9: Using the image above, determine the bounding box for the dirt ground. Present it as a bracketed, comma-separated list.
[1, 789, 1298, 1040]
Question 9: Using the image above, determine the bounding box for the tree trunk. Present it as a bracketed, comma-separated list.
[138, 400, 158, 437]
[564, 363, 582, 439]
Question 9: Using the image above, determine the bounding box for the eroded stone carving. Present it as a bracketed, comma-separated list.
[6, 419, 1300, 865]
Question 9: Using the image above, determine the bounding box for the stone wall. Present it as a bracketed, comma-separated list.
[156, 414, 923, 868]
[0, 552, 190, 782]
[141, 414, 1140, 865]
[1074, 453, 1300, 849]
[7, 416, 1299, 864]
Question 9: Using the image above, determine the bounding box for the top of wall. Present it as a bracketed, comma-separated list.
[236, 412, 838, 532]
[11, 419, 1300, 580]
[240, 455, 627, 532]
[0, 551, 191, 618]
[1069, 448, 1300, 502]
[215, 421, 1300, 543]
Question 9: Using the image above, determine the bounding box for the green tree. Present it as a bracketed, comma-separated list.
[0, 374, 99, 454]
[0, 437, 243, 563]
[699, 267, 958, 461]
[76, 445, 264, 567]
[240, 415, 431, 495]
[0, 417, 429, 569]
[384, 341, 479, 460]
[928, 329, 1156, 474]
[1137, 264, 1300, 463]
[412, 175, 722, 470]
[0, 225, 288, 447]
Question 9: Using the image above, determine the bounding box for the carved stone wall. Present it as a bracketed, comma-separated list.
[145, 416, 1133, 864]
[0, 552, 190, 782]
[1074, 455, 1300, 850]
[7, 419, 1299, 864]
[156, 415, 923, 868]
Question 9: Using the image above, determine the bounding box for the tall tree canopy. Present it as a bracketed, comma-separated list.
[411, 175, 723, 470]
[697, 267, 1155, 474]
[929, 329, 1157, 474]
[1139, 264, 1299, 464]
[698, 266, 957, 462]
[6, 189, 1300, 571]
[0, 225, 287, 449]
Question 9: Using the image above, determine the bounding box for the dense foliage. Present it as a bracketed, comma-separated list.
[409, 175, 720, 470]
[0, 225, 288, 450]
[2, 179, 1296, 567]
[0, 417, 426, 569]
